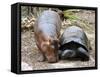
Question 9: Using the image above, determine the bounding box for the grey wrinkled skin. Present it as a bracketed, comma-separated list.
[59, 26, 90, 61]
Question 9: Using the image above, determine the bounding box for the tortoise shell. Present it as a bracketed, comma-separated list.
[59, 26, 90, 61]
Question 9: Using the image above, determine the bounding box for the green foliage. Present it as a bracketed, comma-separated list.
[63, 10, 79, 21]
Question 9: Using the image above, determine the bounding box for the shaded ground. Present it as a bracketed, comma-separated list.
[21, 10, 95, 70]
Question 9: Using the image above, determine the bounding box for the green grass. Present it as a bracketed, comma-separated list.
[63, 10, 79, 21]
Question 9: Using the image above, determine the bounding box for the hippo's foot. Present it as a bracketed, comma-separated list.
[77, 47, 89, 61]
[37, 54, 46, 62]
[61, 49, 76, 59]
[47, 55, 59, 63]
[47, 59, 58, 63]
[58, 50, 63, 59]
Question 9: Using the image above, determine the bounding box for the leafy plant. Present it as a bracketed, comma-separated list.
[63, 10, 79, 21]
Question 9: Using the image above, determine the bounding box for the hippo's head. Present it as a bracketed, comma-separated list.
[41, 37, 59, 63]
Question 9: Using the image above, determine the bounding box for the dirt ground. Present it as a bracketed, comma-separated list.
[21, 10, 95, 71]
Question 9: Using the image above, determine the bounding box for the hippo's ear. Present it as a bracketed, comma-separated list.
[57, 39, 60, 45]
[53, 38, 59, 43]
[58, 11, 64, 21]
[56, 38, 59, 42]
[53, 39, 60, 46]
[50, 38, 59, 46]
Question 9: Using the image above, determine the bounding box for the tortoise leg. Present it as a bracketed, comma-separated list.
[77, 47, 89, 61]
[61, 49, 76, 59]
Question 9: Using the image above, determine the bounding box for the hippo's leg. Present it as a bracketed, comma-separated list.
[77, 47, 89, 61]
[37, 51, 46, 62]
[58, 50, 63, 59]
[36, 43, 46, 62]
[61, 49, 76, 59]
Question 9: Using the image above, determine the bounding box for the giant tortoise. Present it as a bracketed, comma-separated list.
[59, 26, 90, 61]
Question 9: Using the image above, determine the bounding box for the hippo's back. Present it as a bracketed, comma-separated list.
[38, 10, 61, 25]
[35, 10, 61, 37]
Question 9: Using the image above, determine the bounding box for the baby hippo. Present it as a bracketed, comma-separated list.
[59, 26, 90, 61]
[34, 10, 61, 63]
